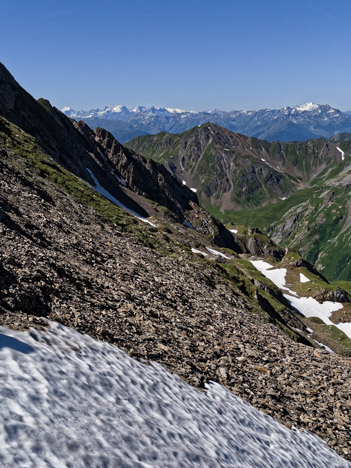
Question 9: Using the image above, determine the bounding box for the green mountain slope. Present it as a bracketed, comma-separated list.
[127, 124, 351, 280]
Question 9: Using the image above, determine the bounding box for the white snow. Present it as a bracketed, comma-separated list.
[250, 261, 297, 295]
[206, 247, 231, 259]
[165, 107, 188, 114]
[250, 261, 351, 341]
[300, 273, 310, 283]
[314, 340, 335, 354]
[190, 187, 197, 193]
[86, 168, 156, 227]
[283, 294, 343, 326]
[261, 158, 266, 162]
[306, 327, 314, 334]
[230, 229, 238, 234]
[0, 322, 348, 467]
[138, 217, 157, 227]
[279, 197, 287, 201]
[249, 260, 273, 271]
[182, 180, 187, 185]
[191, 247, 208, 256]
[337, 147, 345, 161]
[295, 102, 319, 112]
[335, 322, 351, 340]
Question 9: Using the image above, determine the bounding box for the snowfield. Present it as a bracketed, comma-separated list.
[250, 260, 351, 339]
[250, 261, 297, 296]
[0, 322, 349, 467]
[283, 294, 343, 325]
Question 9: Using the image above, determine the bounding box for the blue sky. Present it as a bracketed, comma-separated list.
[2, 0, 351, 111]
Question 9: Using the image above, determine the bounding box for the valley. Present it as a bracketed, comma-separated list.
[127, 124, 351, 281]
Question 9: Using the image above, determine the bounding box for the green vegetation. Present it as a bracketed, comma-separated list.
[205, 188, 313, 227]
[304, 319, 351, 356]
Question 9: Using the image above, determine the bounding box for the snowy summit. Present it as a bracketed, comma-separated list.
[294, 102, 320, 112]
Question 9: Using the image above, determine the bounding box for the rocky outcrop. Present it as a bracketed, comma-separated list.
[231, 228, 285, 260]
[93, 127, 198, 220]
[128, 123, 299, 211]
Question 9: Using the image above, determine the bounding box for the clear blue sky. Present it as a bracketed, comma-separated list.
[2, 0, 351, 111]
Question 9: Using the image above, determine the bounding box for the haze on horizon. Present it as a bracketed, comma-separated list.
[3, 0, 351, 112]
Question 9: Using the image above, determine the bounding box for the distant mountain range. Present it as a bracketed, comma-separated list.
[63, 102, 351, 143]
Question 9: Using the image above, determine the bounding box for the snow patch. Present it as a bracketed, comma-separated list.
[283, 294, 343, 325]
[337, 147, 345, 161]
[295, 102, 319, 112]
[300, 273, 310, 283]
[86, 168, 156, 227]
[251, 260, 351, 341]
[206, 247, 230, 259]
[116, 175, 127, 187]
[250, 261, 297, 296]
[165, 107, 188, 114]
[190, 187, 197, 193]
[191, 247, 207, 256]
[335, 322, 351, 340]
[0, 322, 347, 467]
[183, 220, 195, 230]
[230, 229, 238, 234]
[314, 340, 335, 353]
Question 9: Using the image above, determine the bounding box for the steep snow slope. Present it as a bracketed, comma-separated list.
[0, 322, 349, 467]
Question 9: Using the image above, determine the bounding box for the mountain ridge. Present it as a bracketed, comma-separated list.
[63, 101, 351, 143]
[127, 122, 351, 280]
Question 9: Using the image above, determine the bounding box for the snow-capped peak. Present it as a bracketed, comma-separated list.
[131, 106, 147, 113]
[165, 107, 188, 114]
[294, 102, 320, 112]
[111, 105, 129, 113]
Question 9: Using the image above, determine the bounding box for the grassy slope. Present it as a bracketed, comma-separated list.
[127, 129, 351, 281]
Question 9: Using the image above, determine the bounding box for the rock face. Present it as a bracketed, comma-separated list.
[93, 126, 198, 220]
[127, 123, 345, 211]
